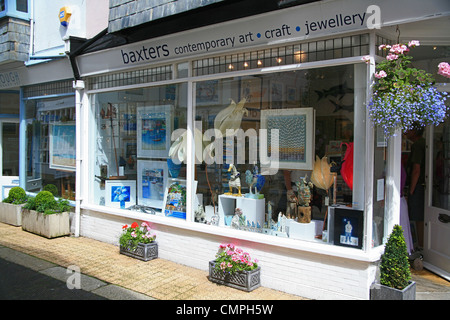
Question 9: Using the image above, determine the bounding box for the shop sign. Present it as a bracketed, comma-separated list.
[77, 0, 450, 76]
[0, 71, 20, 89]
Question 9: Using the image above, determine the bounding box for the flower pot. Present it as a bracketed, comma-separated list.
[21, 209, 70, 239]
[0, 202, 24, 226]
[119, 241, 158, 261]
[208, 260, 261, 292]
[370, 281, 416, 300]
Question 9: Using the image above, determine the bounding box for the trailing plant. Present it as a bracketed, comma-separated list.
[2, 186, 28, 205]
[23, 190, 71, 215]
[363, 41, 449, 138]
[119, 222, 156, 250]
[379, 225, 411, 290]
[214, 243, 259, 275]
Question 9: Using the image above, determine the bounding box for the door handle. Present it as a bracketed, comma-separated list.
[438, 213, 450, 224]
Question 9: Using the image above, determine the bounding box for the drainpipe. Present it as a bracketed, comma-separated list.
[73, 80, 84, 237]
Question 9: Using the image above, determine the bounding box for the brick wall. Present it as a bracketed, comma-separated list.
[0, 17, 30, 63]
[108, 0, 225, 33]
[79, 209, 376, 299]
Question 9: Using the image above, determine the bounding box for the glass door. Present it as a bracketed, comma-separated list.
[0, 120, 20, 200]
[424, 116, 450, 280]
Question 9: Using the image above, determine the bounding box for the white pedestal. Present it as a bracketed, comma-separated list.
[218, 194, 265, 227]
[289, 219, 323, 241]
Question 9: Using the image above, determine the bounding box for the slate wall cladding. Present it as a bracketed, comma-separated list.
[108, 0, 224, 33]
[0, 17, 30, 63]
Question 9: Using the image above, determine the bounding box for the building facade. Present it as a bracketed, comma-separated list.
[1, 0, 449, 299]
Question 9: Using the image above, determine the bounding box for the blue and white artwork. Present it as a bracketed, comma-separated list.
[261, 108, 314, 170]
[106, 180, 136, 209]
[50, 123, 76, 171]
[137, 105, 173, 158]
[137, 160, 168, 209]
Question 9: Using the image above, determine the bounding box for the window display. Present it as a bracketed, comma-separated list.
[25, 97, 76, 199]
[193, 64, 358, 245]
[90, 83, 187, 213]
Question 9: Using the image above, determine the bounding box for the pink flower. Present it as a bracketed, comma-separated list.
[390, 44, 409, 55]
[131, 231, 137, 238]
[438, 62, 450, 78]
[141, 221, 150, 228]
[361, 55, 371, 64]
[375, 71, 387, 79]
[408, 40, 420, 48]
[386, 53, 399, 61]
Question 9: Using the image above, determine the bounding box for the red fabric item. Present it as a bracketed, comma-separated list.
[340, 142, 354, 190]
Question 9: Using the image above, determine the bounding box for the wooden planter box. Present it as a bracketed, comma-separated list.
[370, 281, 416, 300]
[208, 260, 261, 292]
[21, 209, 70, 239]
[119, 242, 158, 261]
[0, 202, 24, 226]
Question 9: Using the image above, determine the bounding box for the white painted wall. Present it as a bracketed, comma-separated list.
[80, 209, 377, 300]
[32, 0, 108, 55]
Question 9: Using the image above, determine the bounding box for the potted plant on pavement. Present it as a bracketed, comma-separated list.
[0, 187, 28, 226]
[371, 225, 416, 300]
[363, 40, 449, 139]
[21, 190, 72, 239]
[119, 221, 158, 261]
[208, 243, 261, 292]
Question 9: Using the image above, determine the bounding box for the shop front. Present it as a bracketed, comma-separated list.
[72, 0, 450, 299]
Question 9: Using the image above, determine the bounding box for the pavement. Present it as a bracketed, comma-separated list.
[0, 222, 449, 301]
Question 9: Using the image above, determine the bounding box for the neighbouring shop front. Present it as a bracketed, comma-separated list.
[68, 0, 450, 299]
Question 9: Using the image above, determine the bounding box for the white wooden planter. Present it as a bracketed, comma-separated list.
[21, 209, 70, 239]
[0, 203, 24, 226]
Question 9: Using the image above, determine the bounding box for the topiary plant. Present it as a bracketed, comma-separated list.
[43, 184, 58, 196]
[3, 186, 28, 205]
[379, 225, 411, 290]
[24, 190, 71, 215]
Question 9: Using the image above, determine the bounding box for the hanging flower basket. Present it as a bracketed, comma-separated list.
[363, 41, 449, 139]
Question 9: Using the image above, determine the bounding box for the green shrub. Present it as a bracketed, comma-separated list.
[379, 225, 411, 290]
[2, 187, 28, 205]
[24, 190, 71, 215]
[43, 184, 58, 196]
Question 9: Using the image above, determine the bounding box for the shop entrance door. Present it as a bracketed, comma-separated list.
[424, 114, 450, 281]
[0, 120, 20, 200]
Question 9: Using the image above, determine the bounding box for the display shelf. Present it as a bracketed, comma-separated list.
[218, 194, 265, 227]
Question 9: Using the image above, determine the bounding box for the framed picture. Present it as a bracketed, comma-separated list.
[270, 81, 283, 109]
[260, 107, 314, 170]
[196, 80, 219, 105]
[240, 77, 265, 109]
[137, 105, 173, 158]
[105, 180, 136, 209]
[49, 123, 76, 171]
[137, 160, 168, 209]
[333, 208, 364, 249]
[162, 178, 197, 220]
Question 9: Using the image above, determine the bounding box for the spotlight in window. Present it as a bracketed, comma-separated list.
[228, 64, 234, 70]
[276, 58, 283, 64]
[243, 62, 249, 68]
[257, 60, 263, 66]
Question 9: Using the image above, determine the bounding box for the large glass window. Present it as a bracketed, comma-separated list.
[90, 83, 187, 214]
[193, 64, 362, 247]
[25, 96, 76, 199]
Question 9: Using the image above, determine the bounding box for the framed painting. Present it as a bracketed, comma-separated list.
[137, 105, 173, 158]
[162, 178, 197, 220]
[105, 180, 136, 209]
[333, 208, 364, 249]
[49, 123, 76, 171]
[137, 160, 168, 209]
[260, 107, 314, 170]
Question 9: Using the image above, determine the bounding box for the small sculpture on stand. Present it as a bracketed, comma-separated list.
[225, 164, 242, 197]
[296, 175, 314, 223]
[194, 205, 207, 224]
[245, 165, 265, 199]
[286, 189, 298, 219]
[231, 208, 245, 229]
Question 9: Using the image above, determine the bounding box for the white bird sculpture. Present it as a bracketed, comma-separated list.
[204, 98, 248, 162]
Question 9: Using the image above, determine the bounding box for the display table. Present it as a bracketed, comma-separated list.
[218, 194, 265, 227]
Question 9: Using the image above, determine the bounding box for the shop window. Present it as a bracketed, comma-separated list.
[89, 83, 187, 214]
[24, 97, 76, 199]
[192, 64, 362, 247]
